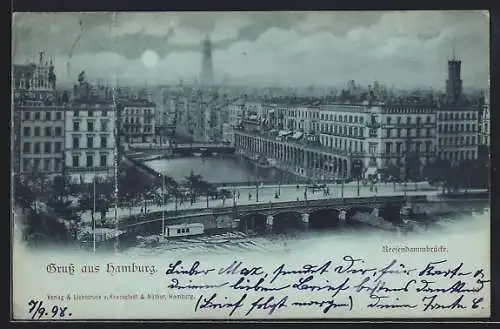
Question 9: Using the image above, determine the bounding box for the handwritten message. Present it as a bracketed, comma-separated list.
[19, 255, 490, 319]
[160, 256, 490, 317]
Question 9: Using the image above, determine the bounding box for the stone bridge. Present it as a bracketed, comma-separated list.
[119, 194, 427, 236]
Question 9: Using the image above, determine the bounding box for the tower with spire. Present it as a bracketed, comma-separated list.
[446, 44, 463, 104]
[200, 35, 214, 86]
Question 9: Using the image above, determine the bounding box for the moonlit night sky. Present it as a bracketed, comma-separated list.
[12, 11, 489, 89]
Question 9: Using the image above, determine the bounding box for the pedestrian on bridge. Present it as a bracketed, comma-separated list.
[237, 191, 240, 199]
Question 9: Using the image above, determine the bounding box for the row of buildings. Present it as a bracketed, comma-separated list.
[13, 52, 158, 184]
[207, 58, 489, 180]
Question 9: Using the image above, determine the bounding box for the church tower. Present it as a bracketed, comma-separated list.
[446, 49, 463, 104]
[200, 35, 213, 86]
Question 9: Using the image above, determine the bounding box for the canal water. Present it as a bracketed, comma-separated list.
[143, 155, 300, 185]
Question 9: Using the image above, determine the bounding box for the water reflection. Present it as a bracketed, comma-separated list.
[144, 155, 298, 184]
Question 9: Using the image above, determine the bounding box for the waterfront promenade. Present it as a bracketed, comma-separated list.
[78, 182, 474, 225]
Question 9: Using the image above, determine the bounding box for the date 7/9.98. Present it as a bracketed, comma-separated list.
[28, 300, 72, 320]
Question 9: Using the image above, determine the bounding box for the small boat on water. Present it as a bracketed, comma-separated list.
[164, 223, 205, 238]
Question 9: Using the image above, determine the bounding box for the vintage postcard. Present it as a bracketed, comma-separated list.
[11, 11, 490, 321]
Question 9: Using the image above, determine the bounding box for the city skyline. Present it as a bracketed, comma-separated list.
[12, 11, 489, 89]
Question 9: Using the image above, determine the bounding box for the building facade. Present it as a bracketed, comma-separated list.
[480, 88, 490, 146]
[436, 106, 479, 165]
[18, 103, 66, 179]
[120, 100, 156, 144]
[64, 100, 117, 184]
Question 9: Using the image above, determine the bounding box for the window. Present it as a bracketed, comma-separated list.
[471, 136, 475, 145]
[460, 124, 464, 132]
[22, 142, 30, 154]
[426, 128, 431, 137]
[23, 127, 30, 136]
[88, 110, 93, 117]
[461, 113, 465, 120]
[34, 127, 40, 136]
[45, 112, 51, 121]
[43, 159, 50, 171]
[406, 117, 411, 124]
[33, 159, 40, 170]
[54, 142, 62, 153]
[472, 124, 476, 132]
[100, 154, 107, 167]
[454, 113, 459, 120]
[44, 142, 51, 153]
[360, 117, 364, 124]
[34, 112, 41, 120]
[397, 128, 401, 138]
[386, 117, 392, 125]
[426, 116, 431, 124]
[45, 127, 52, 137]
[87, 121, 94, 132]
[416, 117, 421, 125]
[24, 112, 30, 120]
[87, 136, 94, 148]
[54, 159, 61, 172]
[22, 159, 30, 172]
[426, 141, 431, 153]
[369, 143, 377, 154]
[349, 115, 352, 123]
[33, 142, 40, 154]
[72, 155, 80, 167]
[56, 112, 62, 120]
[385, 142, 392, 154]
[73, 121, 80, 132]
[73, 137, 80, 149]
[100, 120, 109, 131]
[397, 116, 401, 124]
[86, 154, 94, 167]
[55, 127, 62, 136]
[74, 110, 79, 117]
[460, 136, 464, 145]
[177, 229, 181, 234]
[100, 136, 107, 148]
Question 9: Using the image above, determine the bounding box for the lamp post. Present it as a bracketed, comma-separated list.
[92, 172, 96, 254]
[256, 183, 259, 202]
[161, 173, 165, 238]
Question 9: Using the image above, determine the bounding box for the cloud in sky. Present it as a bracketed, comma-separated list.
[12, 11, 489, 89]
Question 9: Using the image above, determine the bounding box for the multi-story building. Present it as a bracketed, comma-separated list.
[64, 99, 117, 184]
[435, 58, 481, 166]
[120, 100, 156, 144]
[480, 88, 490, 147]
[436, 106, 479, 165]
[18, 102, 66, 180]
[13, 51, 61, 180]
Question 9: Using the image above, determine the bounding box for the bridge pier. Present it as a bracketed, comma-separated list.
[266, 215, 274, 233]
[338, 209, 347, 224]
[301, 213, 310, 230]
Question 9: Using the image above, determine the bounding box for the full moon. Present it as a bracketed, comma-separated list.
[141, 50, 159, 68]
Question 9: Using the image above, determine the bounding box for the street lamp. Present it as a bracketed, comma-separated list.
[160, 173, 165, 239]
[256, 183, 259, 202]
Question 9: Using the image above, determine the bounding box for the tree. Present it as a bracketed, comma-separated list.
[184, 170, 205, 202]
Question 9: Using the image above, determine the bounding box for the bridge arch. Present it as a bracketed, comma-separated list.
[239, 213, 267, 234]
[309, 208, 340, 229]
[271, 211, 304, 233]
[345, 205, 374, 222]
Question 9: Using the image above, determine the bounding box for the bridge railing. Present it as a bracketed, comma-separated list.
[120, 194, 428, 229]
